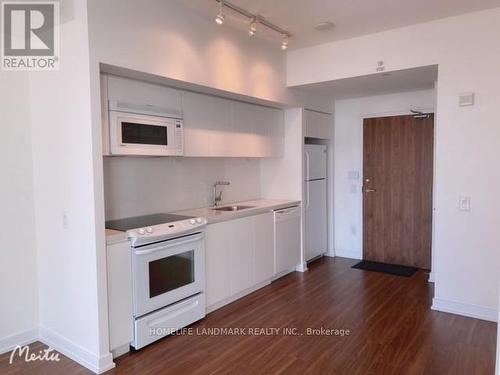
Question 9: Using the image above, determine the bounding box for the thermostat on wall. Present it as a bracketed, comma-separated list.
[459, 92, 474, 107]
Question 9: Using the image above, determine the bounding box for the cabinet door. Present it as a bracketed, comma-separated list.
[253, 212, 274, 283]
[305, 110, 332, 140]
[181, 91, 212, 157]
[107, 75, 181, 113]
[205, 222, 232, 306]
[256, 106, 284, 157]
[230, 216, 255, 294]
[210, 97, 234, 157]
[230, 101, 256, 157]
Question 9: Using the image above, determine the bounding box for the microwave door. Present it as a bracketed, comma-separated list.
[121, 121, 168, 147]
[109, 111, 168, 156]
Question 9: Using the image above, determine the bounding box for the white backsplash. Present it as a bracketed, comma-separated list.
[103, 157, 261, 220]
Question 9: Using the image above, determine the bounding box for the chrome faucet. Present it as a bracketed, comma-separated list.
[213, 181, 230, 207]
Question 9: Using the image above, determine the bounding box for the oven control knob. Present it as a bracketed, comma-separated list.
[189, 219, 196, 225]
[196, 218, 203, 224]
[138, 228, 146, 235]
[146, 227, 153, 234]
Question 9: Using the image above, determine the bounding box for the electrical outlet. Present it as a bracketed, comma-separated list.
[350, 225, 357, 235]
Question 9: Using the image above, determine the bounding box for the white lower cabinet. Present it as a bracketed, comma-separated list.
[106, 239, 133, 358]
[254, 213, 274, 283]
[205, 212, 274, 310]
[229, 216, 255, 295]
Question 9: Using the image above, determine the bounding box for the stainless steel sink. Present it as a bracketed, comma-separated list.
[211, 205, 255, 212]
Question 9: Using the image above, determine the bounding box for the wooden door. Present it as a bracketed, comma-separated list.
[363, 114, 434, 269]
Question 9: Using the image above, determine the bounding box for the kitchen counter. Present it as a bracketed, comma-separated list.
[174, 199, 301, 224]
[104, 199, 301, 243]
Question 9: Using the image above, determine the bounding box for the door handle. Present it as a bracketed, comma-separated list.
[363, 187, 377, 193]
[134, 234, 203, 255]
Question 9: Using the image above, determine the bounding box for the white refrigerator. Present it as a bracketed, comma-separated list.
[304, 144, 327, 261]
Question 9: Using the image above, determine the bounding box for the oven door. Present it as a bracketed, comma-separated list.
[132, 232, 205, 317]
[109, 111, 182, 156]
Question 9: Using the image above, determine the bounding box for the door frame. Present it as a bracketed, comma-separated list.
[359, 109, 436, 278]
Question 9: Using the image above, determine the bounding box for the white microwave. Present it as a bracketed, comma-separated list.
[108, 101, 184, 156]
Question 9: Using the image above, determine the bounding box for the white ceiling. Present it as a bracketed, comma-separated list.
[295, 65, 438, 99]
[183, 0, 500, 49]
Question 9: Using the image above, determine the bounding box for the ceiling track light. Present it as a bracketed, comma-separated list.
[214, 0, 291, 50]
[215, 0, 225, 25]
[281, 34, 289, 50]
[248, 17, 257, 36]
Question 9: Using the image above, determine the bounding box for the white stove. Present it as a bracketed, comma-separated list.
[106, 213, 207, 349]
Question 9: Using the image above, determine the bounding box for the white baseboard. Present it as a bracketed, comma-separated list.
[39, 325, 115, 374]
[334, 249, 361, 260]
[272, 268, 296, 281]
[0, 328, 38, 355]
[295, 262, 308, 272]
[428, 272, 435, 283]
[432, 298, 498, 322]
[324, 250, 335, 258]
[206, 279, 271, 314]
[111, 344, 130, 359]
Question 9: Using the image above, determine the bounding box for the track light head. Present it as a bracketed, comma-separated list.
[215, 1, 225, 25]
[281, 35, 289, 50]
[215, 13, 225, 25]
[248, 18, 257, 36]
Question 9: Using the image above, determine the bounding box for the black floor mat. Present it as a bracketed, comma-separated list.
[352, 260, 418, 277]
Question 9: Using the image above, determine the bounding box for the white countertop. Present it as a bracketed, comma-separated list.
[105, 228, 128, 244]
[173, 199, 301, 224]
[105, 199, 301, 243]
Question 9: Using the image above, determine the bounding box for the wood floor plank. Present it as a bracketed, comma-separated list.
[0, 257, 496, 374]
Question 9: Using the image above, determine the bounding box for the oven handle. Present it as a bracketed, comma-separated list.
[133, 234, 203, 256]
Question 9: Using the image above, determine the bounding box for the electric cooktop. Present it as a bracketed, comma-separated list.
[105, 213, 195, 232]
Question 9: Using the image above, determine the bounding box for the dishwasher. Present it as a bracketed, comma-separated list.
[274, 206, 301, 278]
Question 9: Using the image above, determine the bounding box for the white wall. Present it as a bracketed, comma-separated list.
[0, 72, 39, 353]
[28, 0, 113, 372]
[334, 89, 435, 260]
[288, 8, 500, 321]
[104, 157, 261, 220]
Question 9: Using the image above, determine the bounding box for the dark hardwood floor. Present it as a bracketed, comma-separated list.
[1, 257, 497, 374]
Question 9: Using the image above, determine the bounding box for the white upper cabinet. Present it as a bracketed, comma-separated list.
[304, 109, 332, 140]
[182, 91, 284, 158]
[101, 74, 285, 158]
[181, 91, 234, 157]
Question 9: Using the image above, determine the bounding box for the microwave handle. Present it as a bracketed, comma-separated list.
[134, 234, 203, 256]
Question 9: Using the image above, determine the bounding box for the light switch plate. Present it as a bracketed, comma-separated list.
[459, 196, 471, 211]
[459, 92, 474, 107]
[348, 170, 360, 180]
